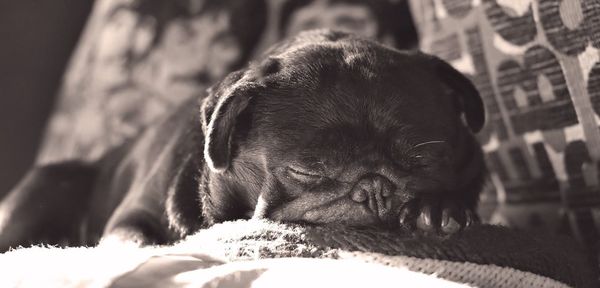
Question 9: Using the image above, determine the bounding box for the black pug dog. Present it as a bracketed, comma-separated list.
[0, 30, 485, 250]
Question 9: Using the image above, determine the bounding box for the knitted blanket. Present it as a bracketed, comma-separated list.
[1, 220, 596, 288]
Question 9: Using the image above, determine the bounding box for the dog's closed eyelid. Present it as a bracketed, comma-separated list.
[288, 166, 323, 177]
[410, 153, 451, 172]
[290, 157, 327, 172]
[286, 166, 328, 185]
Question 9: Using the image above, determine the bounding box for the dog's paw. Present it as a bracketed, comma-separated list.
[398, 197, 479, 235]
[100, 228, 149, 248]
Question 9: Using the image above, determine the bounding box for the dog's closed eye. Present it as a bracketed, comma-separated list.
[287, 166, 326, 184]
[409, 141, 452, 169]
[393, 140, 451, 171]
[410, 155, 445, 170]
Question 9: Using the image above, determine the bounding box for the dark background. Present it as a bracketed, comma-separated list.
[0, 0, 94, 198]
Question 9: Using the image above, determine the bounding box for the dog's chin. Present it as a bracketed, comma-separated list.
[269, 213, 383, 228]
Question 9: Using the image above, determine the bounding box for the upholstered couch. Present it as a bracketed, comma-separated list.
[1, 0, 598, 287]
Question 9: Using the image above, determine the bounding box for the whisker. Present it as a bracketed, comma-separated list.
[410, 140, 446, 150]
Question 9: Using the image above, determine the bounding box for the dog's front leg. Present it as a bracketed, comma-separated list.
[0, 162, 96, 252]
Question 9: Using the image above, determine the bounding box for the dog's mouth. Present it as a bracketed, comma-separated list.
[261, 193, 409, 230]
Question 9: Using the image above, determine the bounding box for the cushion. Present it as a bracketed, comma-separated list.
[409, 0, 600, 254]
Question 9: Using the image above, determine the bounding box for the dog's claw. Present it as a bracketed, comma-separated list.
[416, 206, 431, 230]
[465, 209, 478, 227]
[416, 204, 440, 233]
[440, 202, 463, 234]
[441, 208, 450, 227]
[398, 201, 418, 230]
[398, 208, 410, 225]
[440, 207, 461, 234]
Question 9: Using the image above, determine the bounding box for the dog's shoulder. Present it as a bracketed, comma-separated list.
[85, 96, 206, 243]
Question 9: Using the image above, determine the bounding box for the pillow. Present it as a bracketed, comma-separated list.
[408, 0, 600, 254]
[37, 0, 416, 165]
[37, 0, 268, 164]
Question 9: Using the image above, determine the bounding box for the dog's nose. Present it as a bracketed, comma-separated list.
[350, 174, 395, 219]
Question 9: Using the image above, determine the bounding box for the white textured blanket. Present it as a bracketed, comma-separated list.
[1, 220, 594, 288]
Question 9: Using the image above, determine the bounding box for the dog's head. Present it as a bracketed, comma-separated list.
[200, 30, 484, 227]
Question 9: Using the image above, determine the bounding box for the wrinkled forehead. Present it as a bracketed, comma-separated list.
[271, 43, 455, 108]
[252, 46, 458, 147]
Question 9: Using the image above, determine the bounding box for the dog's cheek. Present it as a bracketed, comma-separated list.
[270, 197, 374, 225]
[404, 175, 448, 196]
[203, 174, 254, 224]
[273, 177, 302, 198]
[300, 202, 376, 225]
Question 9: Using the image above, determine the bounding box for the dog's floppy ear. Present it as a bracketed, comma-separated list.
[426, 54, 486, 133]
[201, 69, 261, 173]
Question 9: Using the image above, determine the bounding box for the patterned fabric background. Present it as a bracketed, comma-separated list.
[37, 0, 416, 165]
[410, 0, 600, 254]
